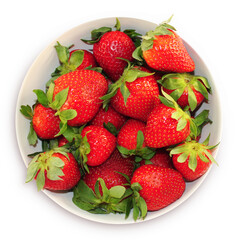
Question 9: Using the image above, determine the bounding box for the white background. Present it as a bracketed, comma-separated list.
[1, 0, 239, 239]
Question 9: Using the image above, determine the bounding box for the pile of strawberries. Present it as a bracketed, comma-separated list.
[21, 17, 219, 221]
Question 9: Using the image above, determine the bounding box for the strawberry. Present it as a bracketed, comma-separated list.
[159, 73, 211, 111]
[101, 64, 160, 122]
[140, 149, 173, 168]
[53, 69, 108, 127]
[82, 18, 136, 81]
[131, 164, 185, 211]
[48, 42, 97, 84]
[70, 125, 116, 171]
[26, 149, 81, 191]
[32, 104, 61, 140]
[117, 119, 155, 161]
[170, 136, 219, 181]
[20, 85, 76, 145]
[145, 90, 197, 148]
[133, 16, 195, 73]
[72, 150, 135, 215]
[20, 103, 60, 144]
[90, 105, 127, 130]
[83, 150, 134, 192]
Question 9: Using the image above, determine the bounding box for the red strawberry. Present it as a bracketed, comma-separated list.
[79, 125, 116, 167]
[90, 105, 127, 130]
[83, 150, 135, 192]
[53, 69, 108, 126]
[32, 104, 61, 139]
[145, 90, 197, 148]
[93, 31, 135, 81]
[140, 149, 173, 168]
[170, 136, 218, 181]
[134, 16, 195, 73]
[102, 65, 160, 122]
[82, 19, 136, 81]
[159, 73, 211, 111]
[117, 119, 146, 150]
[117, 119, 155, 161]
[131, 164, 185, 211]
[26, 149, 81, 191]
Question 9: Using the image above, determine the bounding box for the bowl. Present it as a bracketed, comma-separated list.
[15, 17, 222, 224]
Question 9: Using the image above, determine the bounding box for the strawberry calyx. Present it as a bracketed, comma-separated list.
[81, 18, 141, 47]
[158, 73, 211, 111]
[117, 130, 156, 163]
[160, 89, 198, 138]
[132, 15, 176, 61]
[73, 175, 147, 221]
[72, 178, 133, 216]
[169, 135, 219, 171]
[101, 60, 154, 108]
[188, 109, 212, 140]
[25, 148, 70, 191]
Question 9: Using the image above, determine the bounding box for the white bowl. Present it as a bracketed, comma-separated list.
[15, 17, 222, 224]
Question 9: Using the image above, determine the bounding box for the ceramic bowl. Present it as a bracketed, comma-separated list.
[15, 17, 222, 224]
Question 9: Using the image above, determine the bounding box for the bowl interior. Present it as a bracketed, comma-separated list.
[15, 17, 222, 224]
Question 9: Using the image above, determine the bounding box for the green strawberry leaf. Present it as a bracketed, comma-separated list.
[28, 122, 38, 146]
[25, 155, 40, 183]
[81, 27, 112, 44]
[33, 89, 48, 107]
[46, 82, 55, 104]
[69, 50, 84, 69]
[36, 169, 45, 191]
[120, 83, 131, 106]
[54, 42, 69, 64]
[132, 46, 143, 61]
[124, 29, 142, 48]
[103, 122, 118, 136]
[20, 105, 34, 119]
[136, 131, 144, 150]
[49, 87, 69, 110]
[59, 109, 77, 122]
[115, 18, 121, 31]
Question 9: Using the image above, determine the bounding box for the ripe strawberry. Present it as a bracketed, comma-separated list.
[83, 150, 135, 192]
[79, 125, 116, 167]
[159, 73, 211, 111]
[53, 69, 108, 126]
[117, 119, 156, 162]
[82, 19, 136, 81]
[140, 149, 173, 168]
[90, 105, 127, 130]
[117, 119, 146, 150]
[131, 164, 185, 211]
[145, 90, 197, 148]
[26, 149, 81, 191]
[32, 104, 61, 139]
[133, 16, 195, 73]
[170, 136, 218, 181]
[20, 103, 61, 145]
[102, 65, 160, 122]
